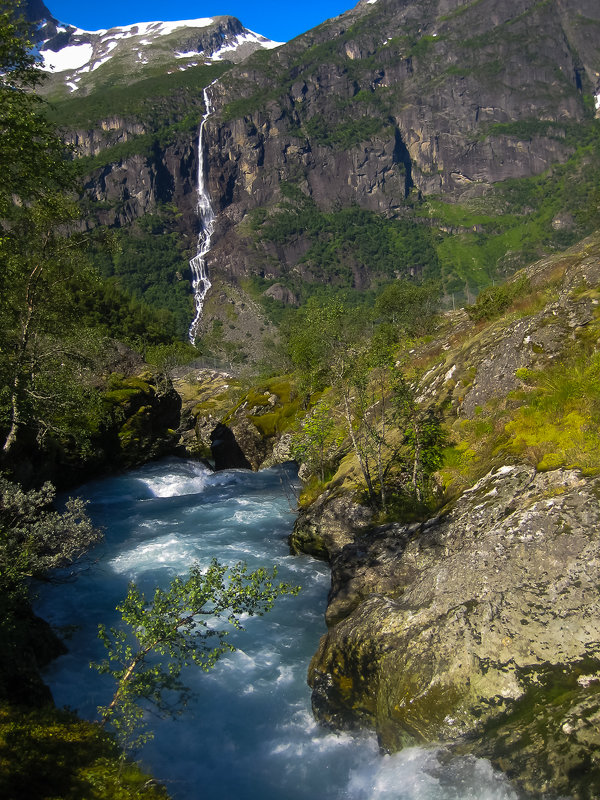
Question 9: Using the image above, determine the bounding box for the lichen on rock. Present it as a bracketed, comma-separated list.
[308, 464, 600, 797]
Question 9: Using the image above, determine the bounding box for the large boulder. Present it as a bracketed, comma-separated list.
[309, 464, 600, 797]
[289, 491, 374, 562]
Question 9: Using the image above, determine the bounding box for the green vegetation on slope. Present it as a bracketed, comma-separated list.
[250, 186, 439, 288]
[46, 63, 230, 130]
[87, 207, 193, 340]
[426, 118, 600, 298]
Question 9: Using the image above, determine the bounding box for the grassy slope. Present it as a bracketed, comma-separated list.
[288, 231, 600, 518]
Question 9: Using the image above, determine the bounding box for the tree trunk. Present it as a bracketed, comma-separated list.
[2, 264, 41, 454]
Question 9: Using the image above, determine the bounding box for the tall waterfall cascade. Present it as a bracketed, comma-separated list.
[188, 82, 217, 344]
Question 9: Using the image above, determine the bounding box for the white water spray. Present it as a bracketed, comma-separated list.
[188, 82, 217, 344]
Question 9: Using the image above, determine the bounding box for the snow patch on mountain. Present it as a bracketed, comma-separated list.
[40, 42, 93, 72]
[209, 30, 283, 61]
[37, 15, 281, 87]
[70, 18, 214, 40]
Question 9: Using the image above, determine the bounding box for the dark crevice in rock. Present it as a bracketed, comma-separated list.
[393, 127, 413, 198]
[210, 423, 252, 470]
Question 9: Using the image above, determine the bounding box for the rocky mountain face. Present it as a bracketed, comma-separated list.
[202, 0, 600, 282]
[40, 0, 600, 342]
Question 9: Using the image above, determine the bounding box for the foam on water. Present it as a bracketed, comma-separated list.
[347, 748, 520, 800]
[107, 535, 201, 576]
[35, 459, 525, 800]
[137, 460, 212, 497]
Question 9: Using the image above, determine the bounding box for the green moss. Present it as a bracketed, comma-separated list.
[103, 375, 153, 407]
[245, 390, 272, 408]
[0, 704, 169, 800]
[248, 412, 280, 438]
[264, 378, 294, 404]
[443, 345, 600, 492]
[515, 367, 536, 383]
[249, 394, 302, 438]
[192, 399, 219, 415]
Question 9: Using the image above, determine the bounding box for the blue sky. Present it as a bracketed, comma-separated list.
[47, 1, 355, 43]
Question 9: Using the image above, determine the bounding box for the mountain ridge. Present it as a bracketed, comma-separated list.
[26, 1, 281, 99]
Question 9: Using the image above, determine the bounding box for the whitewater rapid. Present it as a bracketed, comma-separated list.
[35, 459, 523, 800]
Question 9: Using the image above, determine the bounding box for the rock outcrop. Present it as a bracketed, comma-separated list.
[290, 492, 374, 561]
[80, 135, 198, 235]
[308, 464, 600, 797]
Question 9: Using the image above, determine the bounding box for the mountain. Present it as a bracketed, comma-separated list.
[36, 16, 281, 98]
[32, 0, 600, 361]
[203, 0, 600, 290]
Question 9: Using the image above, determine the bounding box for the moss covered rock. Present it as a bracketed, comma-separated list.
[100, 373, 182, 470]
[290, 492, 374, 561]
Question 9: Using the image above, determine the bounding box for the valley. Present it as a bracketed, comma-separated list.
[1, 0, 600, 797]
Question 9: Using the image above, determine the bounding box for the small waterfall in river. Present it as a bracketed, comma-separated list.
[188, 83, 217, 344]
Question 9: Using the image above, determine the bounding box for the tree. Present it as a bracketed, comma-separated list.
[374, 279, 439, 335]
[0, 198, 100, 455]
[93, 561, 299, 752]
[286, 296, 368, 399]
[392, 376, 445, 503]
[291, 400, 343, 483]
[341, 346, 399, 511]
[144, 341, 199, 389]
[0, 476, 102, 590]
[0, 3, 101, 458]
[0, 1, 73, 226]
[0, 474, 102, 702]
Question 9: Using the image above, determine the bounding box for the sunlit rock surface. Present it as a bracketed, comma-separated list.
[309, 464, 600, 797]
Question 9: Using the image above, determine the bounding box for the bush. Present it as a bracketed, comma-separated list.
[467, 275, 531, 321]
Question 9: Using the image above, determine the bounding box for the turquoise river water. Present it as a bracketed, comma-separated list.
[35, 458, 524, 800]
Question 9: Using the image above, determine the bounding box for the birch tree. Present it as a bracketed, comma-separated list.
[94, 561, 299, 752]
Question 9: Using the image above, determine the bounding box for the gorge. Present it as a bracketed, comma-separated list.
[2, 0, 600, 798]
[34, 459, 524, 800]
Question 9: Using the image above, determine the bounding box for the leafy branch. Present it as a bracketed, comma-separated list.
[93, 560, 299, 752]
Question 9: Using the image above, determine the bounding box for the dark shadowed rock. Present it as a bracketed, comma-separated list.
[210, 423, 252, 470]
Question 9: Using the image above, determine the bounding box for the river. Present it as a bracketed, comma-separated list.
[35, 458, 522, 800]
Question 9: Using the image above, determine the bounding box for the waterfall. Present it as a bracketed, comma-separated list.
[188, 82, 217, 344]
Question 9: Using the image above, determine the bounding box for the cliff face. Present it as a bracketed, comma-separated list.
[79, 133, 198, 235]
[199, 0, 600, 283]
[209, 0, 588, 205]
[54, 0, 600, 304]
